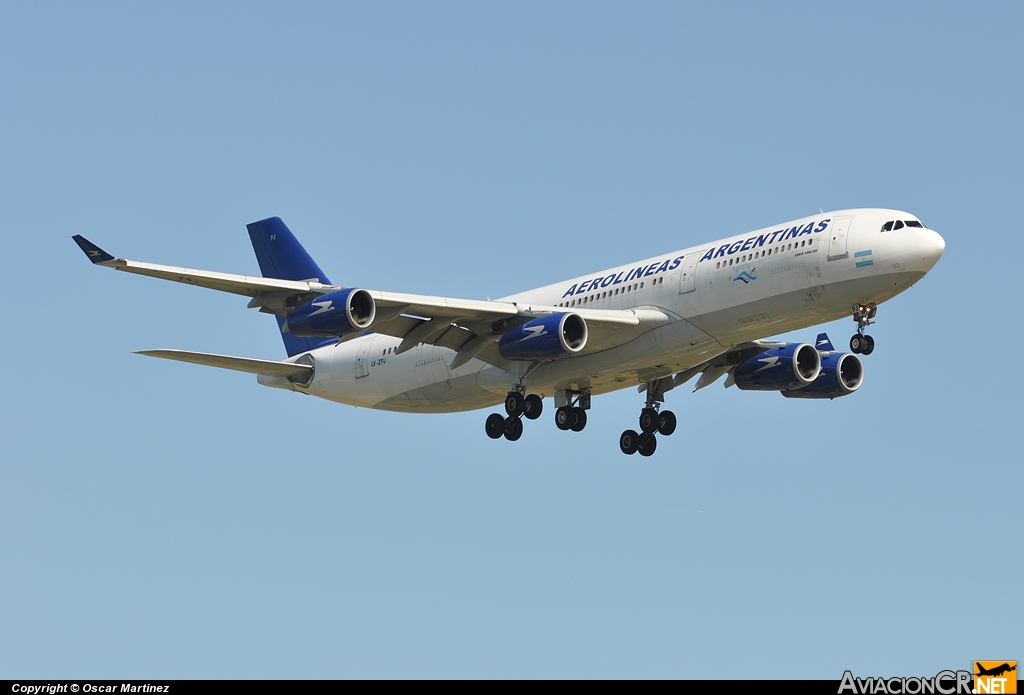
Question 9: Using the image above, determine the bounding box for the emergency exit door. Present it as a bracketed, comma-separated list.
[678, 250, 707, 294]
[827, 217, 854, 261]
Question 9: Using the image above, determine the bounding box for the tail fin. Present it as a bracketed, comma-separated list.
[815, 333, 836, 352]
[247, 217, 337, 357]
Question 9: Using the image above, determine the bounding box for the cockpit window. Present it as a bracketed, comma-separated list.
[904, 220, 924, 228]
[881, 220, 894, 232]
[893, 220, 905, 230]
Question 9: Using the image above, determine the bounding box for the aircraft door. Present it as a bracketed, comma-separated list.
[678, 250, 707, 294]
[827, 217, 854, 261]
[355, 337, 374, 379]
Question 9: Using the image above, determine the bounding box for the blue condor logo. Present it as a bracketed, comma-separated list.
[562, 256, 684, 297]
[698, 218, 831, 263]
[733, 270, 756, 283]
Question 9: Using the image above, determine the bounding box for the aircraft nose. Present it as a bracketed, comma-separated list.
[918, 228, 945, 270]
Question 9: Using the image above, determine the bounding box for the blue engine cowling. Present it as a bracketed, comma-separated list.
[734, 342, 821, 391]
[782, 352, 863, 399]
[498, 312, 588, 361]
[285, 288, 376, 338]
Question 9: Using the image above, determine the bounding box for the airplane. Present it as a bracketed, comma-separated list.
[976, 663, 1016, 678]
[73, 208, 945, 456]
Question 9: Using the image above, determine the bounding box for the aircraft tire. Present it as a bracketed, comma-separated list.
[619, 430, 640, 455]
[523, 394, 543, 420]
[485, 413, 505, 439]
[555, 406, 577, 431]
[504, 416, 524, 441]
[862, 335, 875, 355]
[658, 410, 677, 437]
[570, 408, 587, 432]
[639, 407, 660, 434]
[505, 391, 526, 417]
[850, 335, 863, 354]
[638, 433, 657, 457]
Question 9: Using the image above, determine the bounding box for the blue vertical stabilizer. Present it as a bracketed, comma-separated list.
[247, 217, 337, 357]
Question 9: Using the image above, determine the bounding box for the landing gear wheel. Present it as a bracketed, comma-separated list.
[504, 416, 524, 441]
[850, 335, 864, 354]
[485, 413, 505, 439]
[637, 433, 658, 457]
[657, 410, 677, 437]
[505, 391, 525, 417]
[639, 407, 660, 434]
[619, 430, 640, 455]
[555, 406, 577, 431]
[862, 335, 875, 355]
[570, 408, 587, 432]
[522, 394, 543, 420]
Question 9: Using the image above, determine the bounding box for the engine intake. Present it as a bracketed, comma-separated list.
[286, 288, 376, 338]
[782, 352, 863, 399]
[498, 312, 588, 361]
[734, 343, 821, 391]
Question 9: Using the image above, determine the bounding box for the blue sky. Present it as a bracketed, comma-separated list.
[1, 1, 1020, 678]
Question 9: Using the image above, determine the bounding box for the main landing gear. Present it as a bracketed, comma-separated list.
[554, 388, 590, 433]
[849, 303, 877, 355]
[620, 378, 677, 457]
[485, 389, 543, 441]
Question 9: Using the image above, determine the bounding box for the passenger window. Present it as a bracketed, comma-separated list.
[716, 262, 720, 268]
[893, 220, 905, 230]
[640, 282, 644, 288]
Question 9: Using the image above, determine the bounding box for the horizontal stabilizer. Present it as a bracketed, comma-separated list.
[135, 349, 313, 380]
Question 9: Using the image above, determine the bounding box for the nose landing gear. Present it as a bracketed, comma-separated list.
[620, 377, 677, 456]
[850, 304, 876, 355]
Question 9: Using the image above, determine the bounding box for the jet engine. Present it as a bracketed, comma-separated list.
[285, 288, 376, 338]
[498, 312, 588, 361]
[733, 343, 821, 391]
[782, 352, 863, 399]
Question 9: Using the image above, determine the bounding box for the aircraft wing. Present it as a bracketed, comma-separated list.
[74, 235, 675, 370]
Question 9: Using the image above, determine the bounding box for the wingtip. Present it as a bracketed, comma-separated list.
[72, 235, 115, 264]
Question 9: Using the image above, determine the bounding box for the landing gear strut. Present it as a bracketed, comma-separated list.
[620, 377, 677, 456]
[554, 388, 590, 433]
[850, 303, 876, 355]
[486, 389, 543, 441]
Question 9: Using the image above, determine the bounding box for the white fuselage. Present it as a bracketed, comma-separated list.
[259, 208, 945, 412]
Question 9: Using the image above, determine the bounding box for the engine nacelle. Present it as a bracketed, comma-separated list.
[285, 288, 376, 338]
[498, 312, 588, 361]
[782, 352, 864, 399]
[734, 342, 821, 391]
